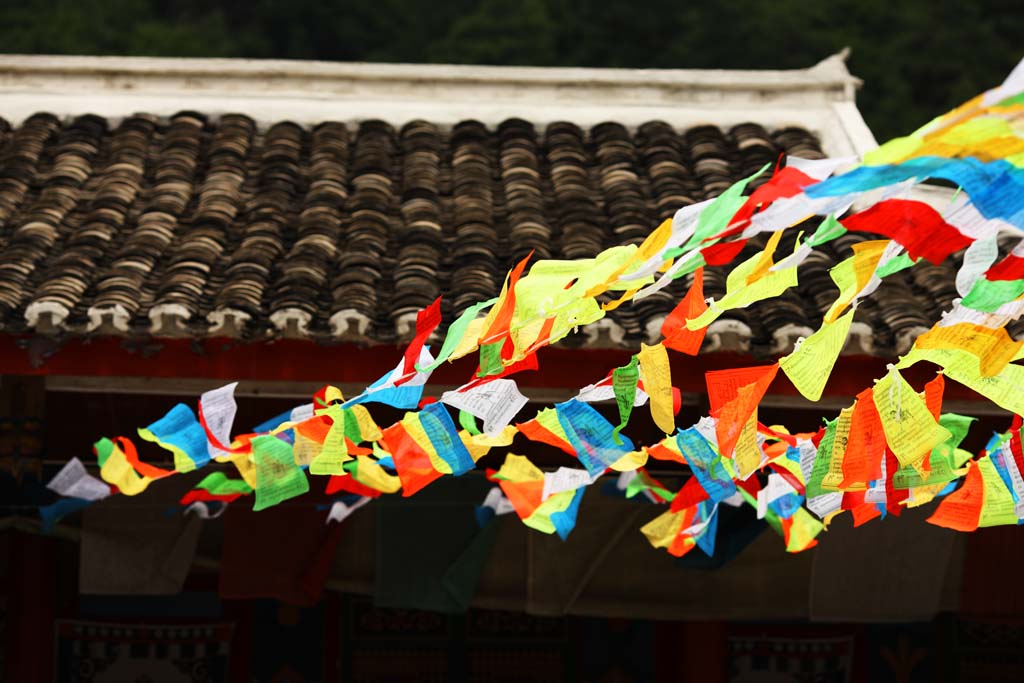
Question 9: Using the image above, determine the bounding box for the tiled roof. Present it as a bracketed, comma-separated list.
[0, 111, 1015, 356]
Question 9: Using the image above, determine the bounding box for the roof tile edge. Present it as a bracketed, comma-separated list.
[0, 51, 861, 96]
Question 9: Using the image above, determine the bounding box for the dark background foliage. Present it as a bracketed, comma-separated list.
[0, 0, 1020, 140]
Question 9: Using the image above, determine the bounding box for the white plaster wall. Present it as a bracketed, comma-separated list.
[0, 52, 877, 157]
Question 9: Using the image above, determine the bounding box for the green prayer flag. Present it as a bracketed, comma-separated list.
[459, 409, 481, 436]
[195, 471, 253, 496]
[611, 355, 639, 445]
[252, 435, 309, 511]
[682, 163, 770, 250]
[806, 214, 847, 248]
[805, 418, 837, 499]
[962, 277, 1024, 313]
[94, 437, 114, 468]
[874, 251, 918, 278]
[418, 297, 498, 372]
[476, 340, 504, 377]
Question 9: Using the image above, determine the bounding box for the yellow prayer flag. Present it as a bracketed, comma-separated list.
[914, 322, 1023, 377]
[494, 453, 544, 482]
[354, 456, 402, 493]
[349, 405, 383, 442]
[779, 310, 854, 401]
[821, 405, 855, 490]
[899, 347, 1024, 416]
[292, 430, 322, 467]
[609, 448, 649, 471]
[873, 368, 951, 469]
[977, 456, 1019, 527]
[732, 412, 762, 480]
[745, 230, 785, 284]
[100, 443, 153, 496]
[449, 316, 487, 361]
[638, 342, 675, 434]
[824, 240, 888, 323]
[640, 509, 685, 549]
[460, 425, 517, 462]
[309, 405, 352, 475]
[226, 451, 257, 489]
[686, 247, 799, 330]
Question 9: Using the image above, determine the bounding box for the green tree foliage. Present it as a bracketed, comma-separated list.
[0, 0, 1019, 140]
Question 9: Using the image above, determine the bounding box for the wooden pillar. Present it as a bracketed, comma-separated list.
[5, 531, 59, 681]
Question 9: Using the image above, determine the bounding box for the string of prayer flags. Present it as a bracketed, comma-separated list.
[68, 59, 1024, 561]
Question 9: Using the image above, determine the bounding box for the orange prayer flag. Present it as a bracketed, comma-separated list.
[924, 373, 944, 420]
[482, 252, 532, 343]
[662, 267, 708, 355]
[927, 460, 983, 532]
[918, 374, 947, 476]
[498, 479, 545, 521]
[647, 440, 687, 465]
[852, 502, 883, 527]
[379, 422, 443, 497]
[705, 363, 779, 417]
[707, 364, 778, 459]
[667, 506, 699, 557]
[840, 388, 884, 489]
[516, 418, 575, 455]
[115, 436, 174, 480]
[296, 414, 332, 443]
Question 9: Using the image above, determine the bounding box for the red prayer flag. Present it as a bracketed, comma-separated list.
[985, 253, 1024, 281]
[700, 239, 748, 266]
[398, 296, 443, 384]
[841, 199, 973, 265]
